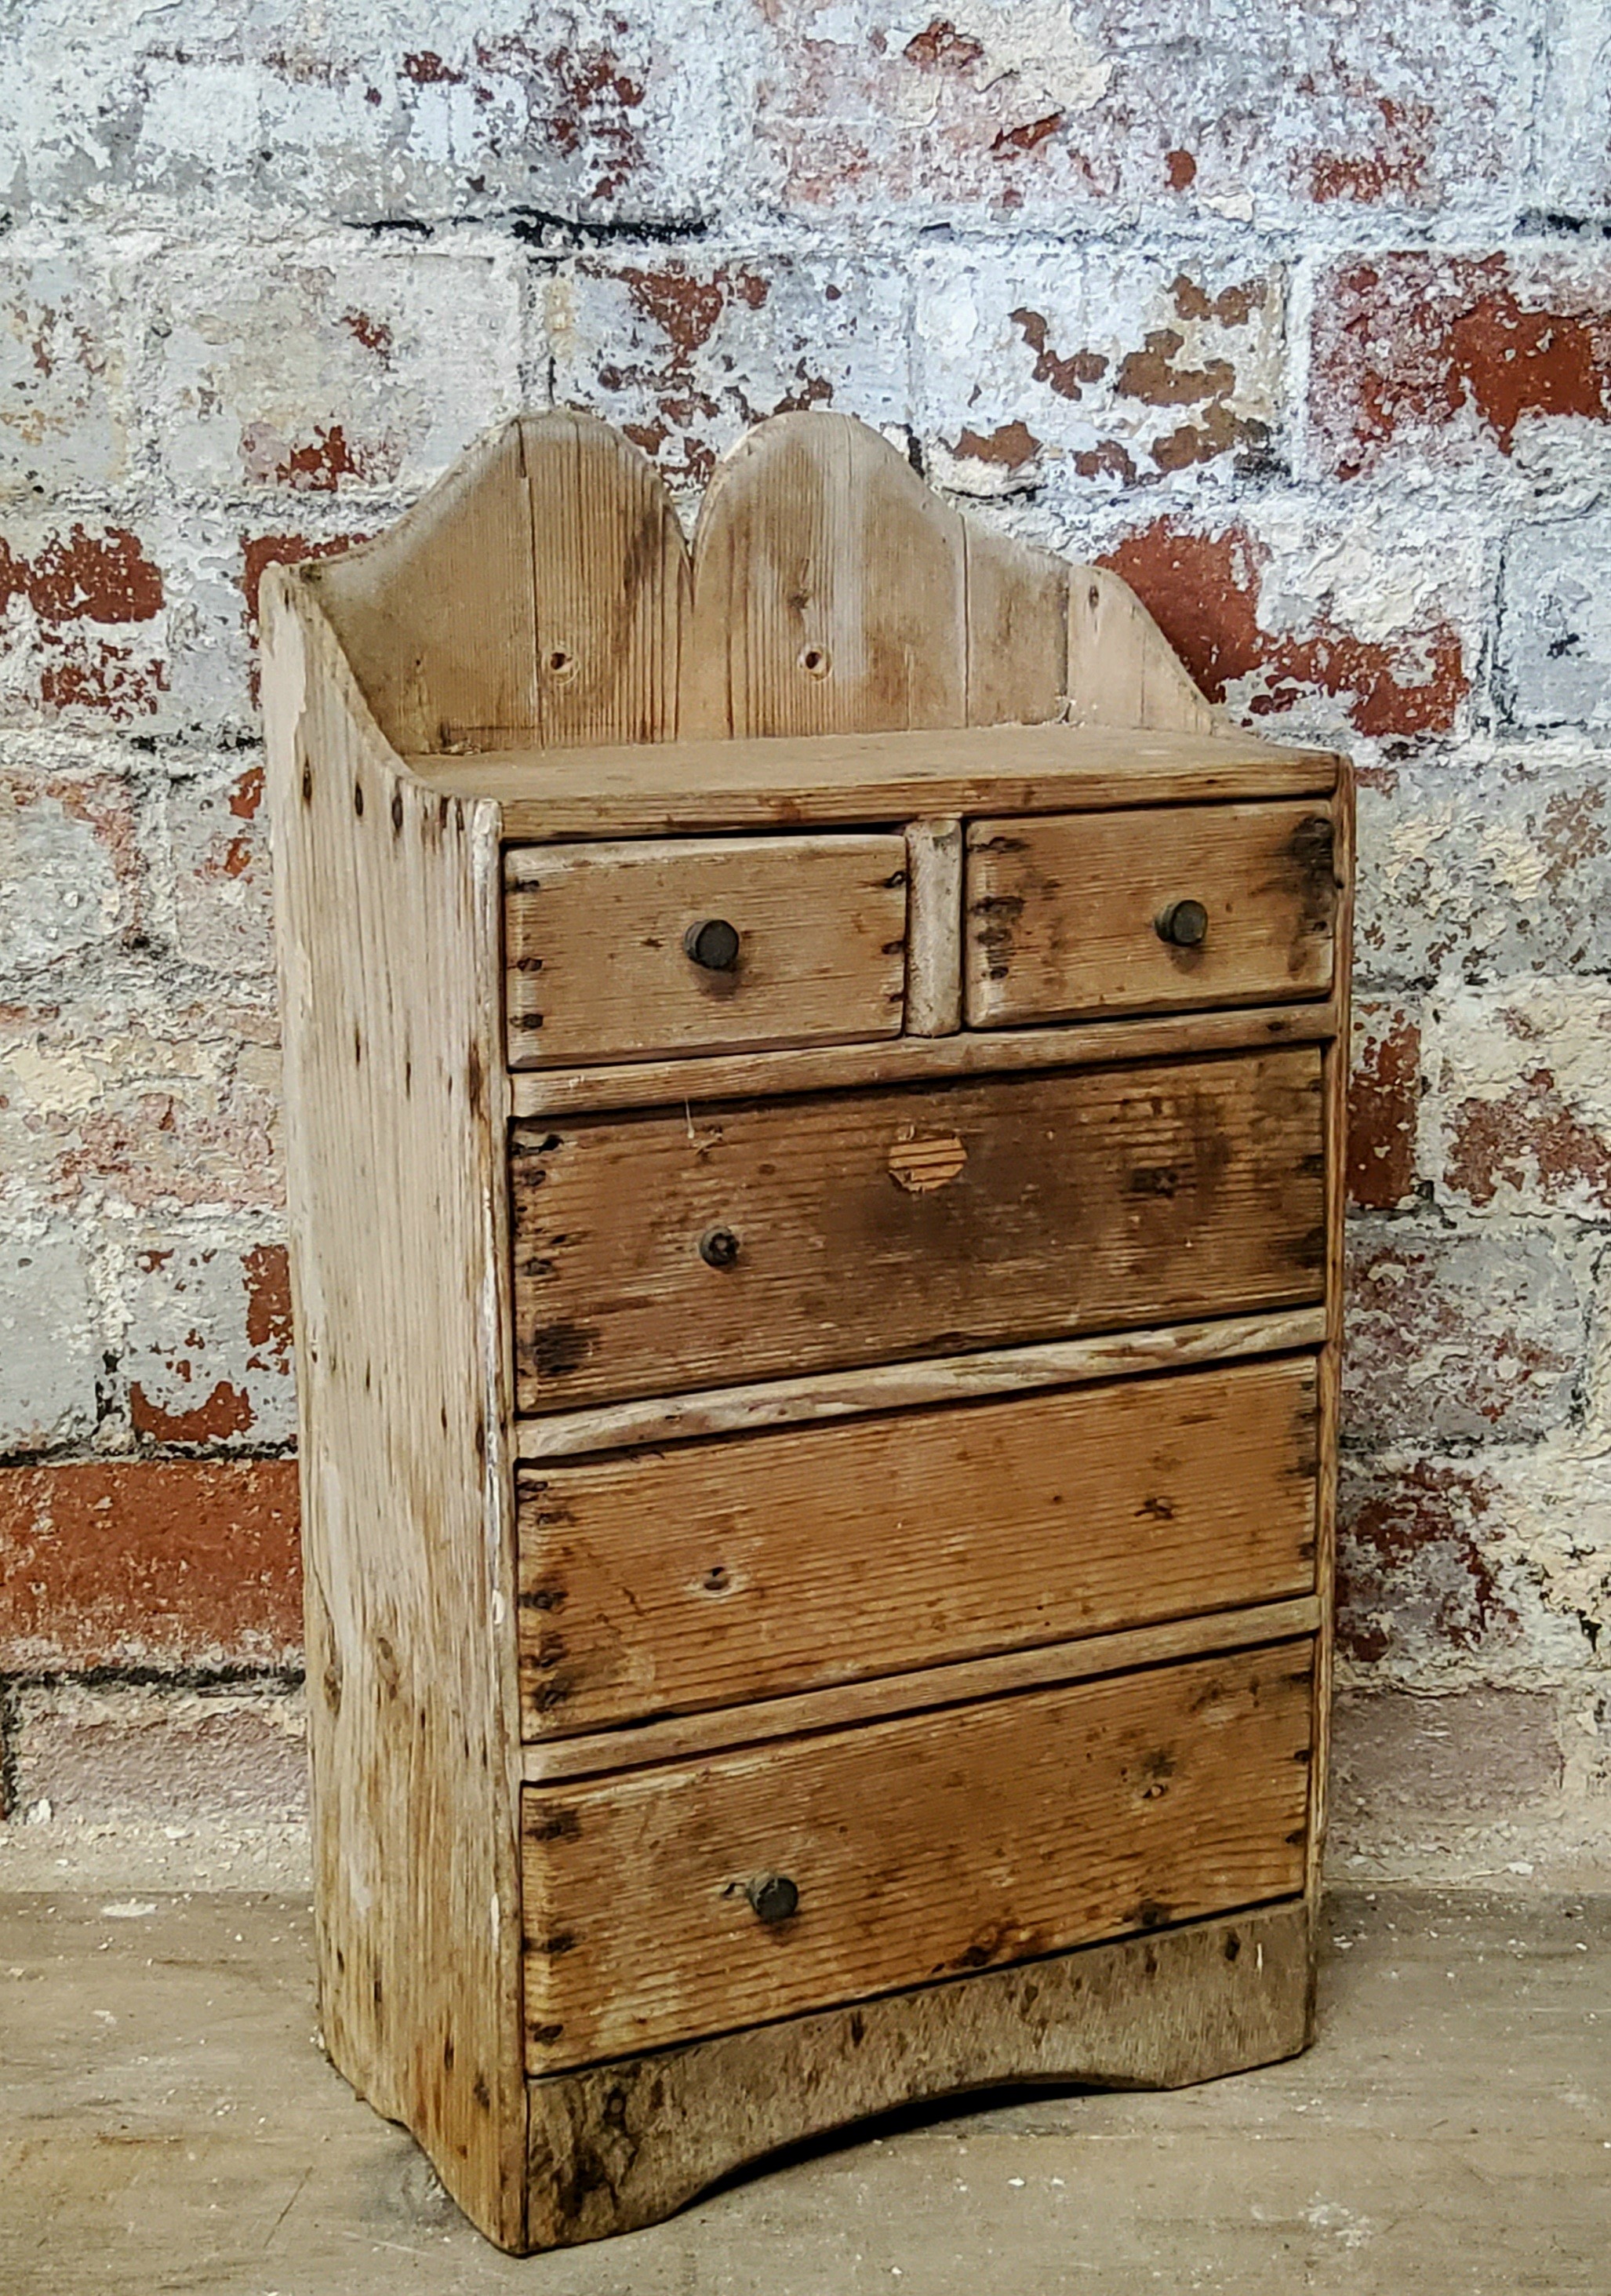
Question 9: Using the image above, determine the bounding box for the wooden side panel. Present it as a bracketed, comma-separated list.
[516, 1355, 1319, 1737]
[510, 1047, 1327, 1413]
[524, 1899, 1313, 2248]
[966, 802, 1338, 1028]
[310, 419, 537, 754]
[522, 1640, 1313, 2068]
[261, 575, 525, 2249]
[504, 833, 907, 1067]
[1311, 758, 1355, 1908]
[1065, 566, 1218, 735]
[523, 409, 691, 748]
[685, 413, 967, 738]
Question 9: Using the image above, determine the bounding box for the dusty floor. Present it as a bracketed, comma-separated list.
[2, 1890, 1606, 2294]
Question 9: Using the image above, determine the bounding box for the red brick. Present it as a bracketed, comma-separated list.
[1348, 1000, 1420, 1210]
[0, 522, 165, 721]
[123, 1239, 296, 1451]
[1098, 521, 1467, 738]
[0, 1459, 301, 1671]
[1344, 1226, 1585, 1446]
[1445, 1070, 1611, 1213]
[1336, 1456, 1515, 1669]
[1424, 984, 1611, 1217]
[1311, 253, 1611, 480]
[746, 1, 1527, 224]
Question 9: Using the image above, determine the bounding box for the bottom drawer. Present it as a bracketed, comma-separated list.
[522, 1638, 1313, 2070]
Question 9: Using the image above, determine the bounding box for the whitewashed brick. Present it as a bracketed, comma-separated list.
[1500, 519, 1611, 730]
[147, 246, 521, 498]
[0, 1219, 100, 1450]
[544, 253, 910, 491]
[915, 249, 1283, 495]
[0, 256, 129, 499]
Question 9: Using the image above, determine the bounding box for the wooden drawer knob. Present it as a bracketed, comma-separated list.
[745, 1872, 800, 1924]
[1155, 898, 1209, 949]
[684, 917, 741, 972]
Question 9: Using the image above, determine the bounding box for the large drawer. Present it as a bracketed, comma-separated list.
[966, 802, 1337, 1028]
[522, 1639, 1314, 2069]
[505, 833, 908, 1067]
[510, 1046, 1326, 1413]
[516, 1353, 1318, 1737]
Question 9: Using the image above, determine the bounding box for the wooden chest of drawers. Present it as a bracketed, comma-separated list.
[263, 410, 1351, 2253]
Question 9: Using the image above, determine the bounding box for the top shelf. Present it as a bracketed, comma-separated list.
[404, 722, 1341, 843]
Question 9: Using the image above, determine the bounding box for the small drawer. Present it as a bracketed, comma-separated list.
[510, 1047, 1326, 1414]
[966, 802, 1337, 1028]
[504, 833, 907, 1068]
[522, 1639, 1314, 2068]
[517, 1355, 1318, 1737]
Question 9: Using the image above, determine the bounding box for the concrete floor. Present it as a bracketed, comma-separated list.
[2, 1892, 1606, 2295]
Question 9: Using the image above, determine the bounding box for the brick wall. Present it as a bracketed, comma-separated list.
[3, 2, 1610, 1884]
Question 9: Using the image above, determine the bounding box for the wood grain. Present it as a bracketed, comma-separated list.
[685, 413, 967, 739]
[519, 1596, 1323, 1783]
[504, 832, 907, 1067]
[522, 1640, 1314, 2068]
[903, 817, 962, 1036]
[510, 1046, 1326, 1413]
[966, 802, 1338, 1028]
[515, 1355, 1318, 1737]
[507, 1000, 1340, 1119]
[964, 520, 1068, 727]
[1064, 566, 1218, 735]
[1311, 758, 1356, 1908]
[523, 1898, 1312, 2247]
[409, 719, 1340, 841]
[311, 418, 538, 754]
[524, 409, 690, 750]
[514, 1304, 1329, 1458]
[261, 572, 525, 2247]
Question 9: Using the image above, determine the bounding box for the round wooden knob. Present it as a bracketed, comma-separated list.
[1156, 898, 1209, 948]
[685, 918, 741, 971]
[699, 1227, 741, 1270]
[746, 1872, 799, 1924]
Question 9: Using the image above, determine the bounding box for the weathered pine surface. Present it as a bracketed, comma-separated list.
[512, 1303, 1329, 1457]
[412, 721, 1338, 839]
[511, 1047, 1326, 1413]
[516, 1355, 1318, 1736]
[522, 1640, 1314, 2068]
[1310, 766, 1356, 1911]
[523, 1899, 1313, 2250]
[261, 573, 526, 2247]
[966, 799, 1339, 1027]
[518, 1596, 1323, 1784]
[504, 831, 907, 1066]
[271, 408, 1347, 2253]
[507, 997, 1339, 1118]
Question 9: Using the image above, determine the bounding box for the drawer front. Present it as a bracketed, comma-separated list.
[505, 833, 907, 1067]
[511, 1046, 1326, 1413]
[522, 1639, 1314, 2068]
[517, 1354, 1318, 1737]
[966, 802, 1337, 1028]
